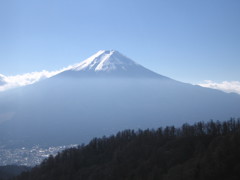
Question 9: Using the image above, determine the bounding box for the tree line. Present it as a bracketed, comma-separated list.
[11, 118, 240, 180]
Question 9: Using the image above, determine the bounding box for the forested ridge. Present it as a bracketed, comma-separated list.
[0, 166, 30, 180]
[12, 118, 240, 180]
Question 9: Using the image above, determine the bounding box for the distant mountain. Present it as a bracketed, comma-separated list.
[0, 50, 240, 147]
[58, 50, 166, 78]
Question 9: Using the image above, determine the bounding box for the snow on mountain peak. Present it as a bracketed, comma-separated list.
[71, 50, 138, 72]
[57, 50, 165, 78]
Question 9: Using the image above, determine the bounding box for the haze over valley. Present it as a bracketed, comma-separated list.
[0, 50, 240, 151]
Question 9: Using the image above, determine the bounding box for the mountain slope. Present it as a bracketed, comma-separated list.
[58, 50, 166, 78]
[0, 165, 30, 180]
[13, 119, 240, 180]
[0, 50, 240, 147]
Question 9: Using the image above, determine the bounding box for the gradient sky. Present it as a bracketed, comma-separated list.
[0, 0, 240, 84]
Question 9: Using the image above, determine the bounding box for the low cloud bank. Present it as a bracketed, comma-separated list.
[0, 65, 73, 92]
[1, 69, 240, 95]
[198, 80, 240, 94]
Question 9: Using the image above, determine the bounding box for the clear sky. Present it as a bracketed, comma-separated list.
[0, 0, 240, 84]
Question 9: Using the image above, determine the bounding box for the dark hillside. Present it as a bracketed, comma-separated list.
[13, 119, 240, 180]
[0, 166, 30, 180]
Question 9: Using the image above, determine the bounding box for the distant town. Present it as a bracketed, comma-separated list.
[0, 144, 78, 166]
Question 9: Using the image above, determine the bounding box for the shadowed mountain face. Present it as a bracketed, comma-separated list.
[0, 50, 240, 147]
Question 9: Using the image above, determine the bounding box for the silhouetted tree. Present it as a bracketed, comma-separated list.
[12, 118, 240, 180]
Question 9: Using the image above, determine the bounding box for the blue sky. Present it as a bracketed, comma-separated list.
[0, 0, 240, 84]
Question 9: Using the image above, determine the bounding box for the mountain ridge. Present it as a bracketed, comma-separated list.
[13, 119, 240, 180]
[0, 50, 240, 148]
[57, 50, 166, 78]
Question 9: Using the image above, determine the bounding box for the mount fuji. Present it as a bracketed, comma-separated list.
[58, 50, 166, 78]
[0, 50, 240, 147]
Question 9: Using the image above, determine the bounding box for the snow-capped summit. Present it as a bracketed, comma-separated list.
[59, 50, 165, 78]
[71, 50, 138, 72]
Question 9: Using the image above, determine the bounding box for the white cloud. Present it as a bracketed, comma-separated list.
[198, 80, 240, 94]
[2, 65, 240, 96]
[0, 65, 73, 92]
[0, 74, 7, 85]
